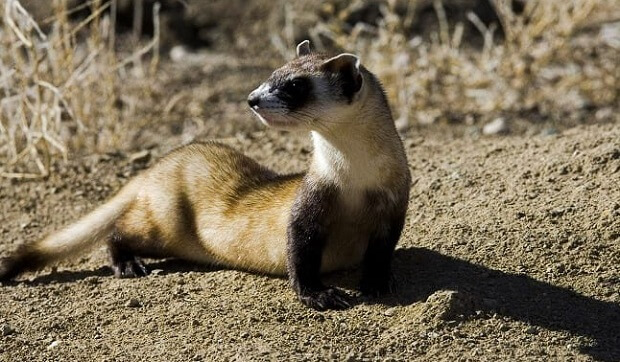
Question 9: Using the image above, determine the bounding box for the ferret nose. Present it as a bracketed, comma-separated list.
[247, 94, 260, 108]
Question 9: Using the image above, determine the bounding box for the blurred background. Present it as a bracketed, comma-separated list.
[1, 0, 619, 177]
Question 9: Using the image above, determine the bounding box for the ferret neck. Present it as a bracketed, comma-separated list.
[309, 114, 404, 190]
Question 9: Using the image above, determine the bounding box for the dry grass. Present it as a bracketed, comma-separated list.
[0, 0, 159, 179]
[305, 0, 619, 129]
[1, 0, 618, 176]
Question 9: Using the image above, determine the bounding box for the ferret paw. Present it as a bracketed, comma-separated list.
[111, 257, 149, 278]
[298, 287, 352, 311]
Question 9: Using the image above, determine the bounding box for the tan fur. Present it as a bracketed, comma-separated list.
[33, 184, 138, 261]
[112, 143, 302, 275]
[2, 45, 410, 283]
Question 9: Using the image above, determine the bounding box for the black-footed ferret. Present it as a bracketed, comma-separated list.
[0, 41, 411, 310]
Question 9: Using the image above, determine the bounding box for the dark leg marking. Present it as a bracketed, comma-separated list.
[108, 234, 149, 278]
[360, 196, 407, 296]
[360, 234, 397, 296]
[287, 182, 351, 311]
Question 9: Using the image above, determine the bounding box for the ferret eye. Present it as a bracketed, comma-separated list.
[283, 77, 309, 95]
[278, 77, 312, 111]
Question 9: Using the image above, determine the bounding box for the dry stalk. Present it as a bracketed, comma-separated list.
[305, 0, 615, 128]
[0, 0, 161, 178]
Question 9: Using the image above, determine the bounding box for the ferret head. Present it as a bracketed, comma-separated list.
[248, 40, 368, 131]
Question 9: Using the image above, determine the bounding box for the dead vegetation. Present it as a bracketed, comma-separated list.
[0, 0, 159, 178]
[0, 0, 618, 176]
[303, 0, 619, 129]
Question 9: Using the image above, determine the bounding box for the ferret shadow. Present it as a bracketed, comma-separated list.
[371, 247, 619, 362]
[16, 259, 221, 286]
[11, 247, 619, 360]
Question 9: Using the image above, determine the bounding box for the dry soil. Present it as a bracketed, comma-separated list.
[1, 116, 619, 361]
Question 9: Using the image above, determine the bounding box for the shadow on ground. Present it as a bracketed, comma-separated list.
[383, 247, 620, 362]
[8, 247, 619, 361]
[15, 259, 221, 286]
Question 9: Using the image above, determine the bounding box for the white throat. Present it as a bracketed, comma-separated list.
[310, 129, 396, 191]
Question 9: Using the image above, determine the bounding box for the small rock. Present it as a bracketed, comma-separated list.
[427, 331, 440, 339]
[482, 117, 509, 135]
[1, 324, 15, 336]
[418, 290, 480, 328]
[150, 269, 164, 276]
[549, 208, 565, 217]
[540, 127, 559, 136]
[383, 307, 397, 317]
[170, 45, 188, 62]
[47, 340, 61, 350]
[125, 298, 141, 308]
[595, 107, 613, 121]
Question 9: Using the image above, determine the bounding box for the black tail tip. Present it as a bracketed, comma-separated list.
[0, 257, 21, 282]
[0, 247, 47, 283]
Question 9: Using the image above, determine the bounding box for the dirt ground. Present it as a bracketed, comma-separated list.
[1, 93, 619, 361]
[1, 3, 620, 359]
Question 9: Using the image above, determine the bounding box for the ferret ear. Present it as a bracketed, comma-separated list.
[321, 53, 363, 98]
[296, 40, 311, 57]
[321, 53, 361, 73]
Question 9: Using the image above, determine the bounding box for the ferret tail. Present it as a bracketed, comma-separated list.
[0, 182, 139, 281]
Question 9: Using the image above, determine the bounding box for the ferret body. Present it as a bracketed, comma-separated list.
[0, 41, 411, 310]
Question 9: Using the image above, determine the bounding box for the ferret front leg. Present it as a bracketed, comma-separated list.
[286, 187, 351, 311]
[286, 224, 351, 310]
[360, 214, 406, 296]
